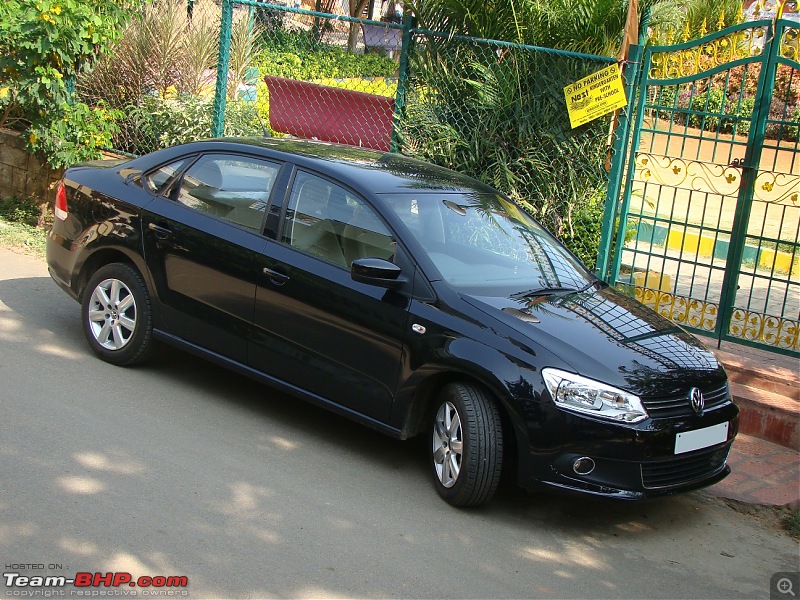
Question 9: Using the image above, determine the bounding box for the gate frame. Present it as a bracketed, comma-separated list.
[601, 18, 800, 357]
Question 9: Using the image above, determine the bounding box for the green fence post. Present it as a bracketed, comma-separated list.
[717, 21, 778, 342]
[211, 0, 234, 139]
[390, 13, 415, 153]
[608, 44, 648, 287]
[596, 44, 643, 278]
[595, 8, 649, 277]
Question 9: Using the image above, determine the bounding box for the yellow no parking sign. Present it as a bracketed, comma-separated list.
[563, 63, 627, 128]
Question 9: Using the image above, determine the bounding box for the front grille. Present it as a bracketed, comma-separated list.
[641, 382, 730, 418]
[641, 445, 730, 489]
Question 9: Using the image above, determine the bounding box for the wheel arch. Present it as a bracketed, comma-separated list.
[75, 246, 152, 303]
[396, 366, 523, 479]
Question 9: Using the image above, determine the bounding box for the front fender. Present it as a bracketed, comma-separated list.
[390, 334, 547, 470]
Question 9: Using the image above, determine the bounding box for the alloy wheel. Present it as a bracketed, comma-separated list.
[87, 278, 137, 351]
[432, 400, 463, 488]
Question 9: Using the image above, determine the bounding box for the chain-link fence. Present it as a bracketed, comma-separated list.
[76, 0, 259, 156]
[76, 0, 617, 265]
[398, 29, 616, 264]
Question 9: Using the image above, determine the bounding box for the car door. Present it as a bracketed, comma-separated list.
[250, 170, 408, 423]
[141, 153, 283, 361]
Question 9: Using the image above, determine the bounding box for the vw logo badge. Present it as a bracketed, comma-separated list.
[689, 387, 705, 416]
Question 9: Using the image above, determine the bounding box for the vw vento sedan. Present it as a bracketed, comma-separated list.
[47, 138, 738, 507]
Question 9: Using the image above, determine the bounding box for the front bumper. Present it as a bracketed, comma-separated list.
[517, 402, 739, 499]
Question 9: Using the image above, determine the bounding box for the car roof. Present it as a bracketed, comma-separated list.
[141, 137, 499, 197]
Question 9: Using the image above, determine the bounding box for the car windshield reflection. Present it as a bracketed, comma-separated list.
[382, 192, 594, 295]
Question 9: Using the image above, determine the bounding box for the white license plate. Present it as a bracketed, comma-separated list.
[674, 422, 729, 455]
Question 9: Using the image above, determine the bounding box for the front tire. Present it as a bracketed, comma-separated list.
[81, 263, 154, 366]
[430, 382, 503, 507]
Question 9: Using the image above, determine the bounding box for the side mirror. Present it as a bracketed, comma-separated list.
[351, 257, 406, 290]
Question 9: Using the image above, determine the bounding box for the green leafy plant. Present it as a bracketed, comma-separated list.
[782, 508, 800, 538]
[409, 0, 668, 56]
[123, 94, 263, 153]
[253, 31, 397, 80]
[0, 196, 48, 227]
[391, 0, 685, 265]
[0, 195, 52, 255]
[397, 36, 612, 264]
[28, 101, 122, 169]
[557, 188, 607, 266]
[78, 2, 276, 156]
[228, 15, 264, 101]
[0, 0, 138, 166]
[722, 96, 755, 136]
[0, 218, 47, 255]
[77, 1, 223, 155]
[648, 0, 744, 41]
[688, 86, 726, 131]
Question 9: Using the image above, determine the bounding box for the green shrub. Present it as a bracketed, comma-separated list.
[783, 508, 800, 538]
[557, 189, 606, 267]
[0, 195, 50, 255]
[398, 43, 612, 265]
[0, 0, 138, 167]
[253, 31, 397, 80]
[120, 95, 263, 154]
[0, 196, 45, 227]
[788, 106, 800, 141]
[654, 85, 678, 115]
[28, 101, 122, 169]
[722, 96, 755, 136]
[688, 87, 726, 131]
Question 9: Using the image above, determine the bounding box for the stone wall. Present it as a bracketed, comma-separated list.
[0, 128, 63, 204]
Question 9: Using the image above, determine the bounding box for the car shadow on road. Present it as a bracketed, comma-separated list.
[5, 272, 791, 600]
[148, 346, 427, 476]
[147, 348, 716, 535]
[0, 274, 731, 531]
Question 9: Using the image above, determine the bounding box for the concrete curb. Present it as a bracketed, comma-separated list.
[732, 382, 800, 451]
[700, 337, 799, 449]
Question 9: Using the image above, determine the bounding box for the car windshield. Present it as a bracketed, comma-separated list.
[382, 192, 595, 296]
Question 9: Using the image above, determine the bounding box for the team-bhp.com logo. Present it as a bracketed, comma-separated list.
[4, 572, 188, 595]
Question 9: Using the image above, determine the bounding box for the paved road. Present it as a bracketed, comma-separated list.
[1, 247, 797, 599]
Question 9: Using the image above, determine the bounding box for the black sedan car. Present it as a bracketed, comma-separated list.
[47, 138, 738, 506]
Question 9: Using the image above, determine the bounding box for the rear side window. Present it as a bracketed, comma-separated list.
[144, 158, 190, 192]
[171, 154, 281, 232]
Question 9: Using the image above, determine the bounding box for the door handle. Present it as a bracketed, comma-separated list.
[148, 222, 172, 238]
[263, 267, 290, 285]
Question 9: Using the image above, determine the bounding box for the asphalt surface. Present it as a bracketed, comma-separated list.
[1, 247, 798, 599]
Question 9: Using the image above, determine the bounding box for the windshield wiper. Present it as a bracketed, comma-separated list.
[511, 278, 602, 300]
[511, 286, 578, 299]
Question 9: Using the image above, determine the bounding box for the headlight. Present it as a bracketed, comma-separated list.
[542, 368, 648, 423]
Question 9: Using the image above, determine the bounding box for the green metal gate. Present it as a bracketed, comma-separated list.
[602, 19, 800, 356]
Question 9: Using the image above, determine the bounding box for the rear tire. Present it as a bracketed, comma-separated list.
[81, 263, 154, 366]
[429, 382, 503, 507]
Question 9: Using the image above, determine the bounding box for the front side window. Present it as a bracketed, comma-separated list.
[171, 154, 280, 231]
[282, 171, 394, 268]
[382, 192, 594, 295]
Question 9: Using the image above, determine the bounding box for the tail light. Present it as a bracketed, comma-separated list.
[54, 180, 68, 221]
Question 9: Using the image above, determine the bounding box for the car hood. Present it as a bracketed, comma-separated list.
[462, 286, 726, 397]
